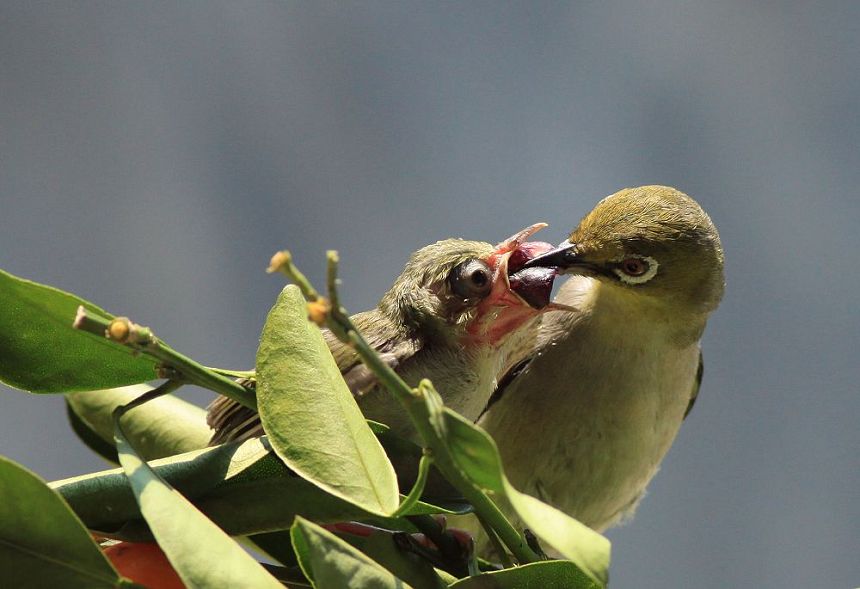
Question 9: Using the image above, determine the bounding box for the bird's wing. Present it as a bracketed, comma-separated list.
[207, 379, 263, 445]
[207, 310, 421, 445]
[683, 349, 704, 420]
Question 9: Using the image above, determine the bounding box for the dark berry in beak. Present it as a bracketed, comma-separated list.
[508, 267, 557, 309]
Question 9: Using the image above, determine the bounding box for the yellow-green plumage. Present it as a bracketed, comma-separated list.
[474, 186, 724, 555]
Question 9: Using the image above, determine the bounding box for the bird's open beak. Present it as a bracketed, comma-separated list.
[487, 223, 557, 310]
[466, 225, 575, 346]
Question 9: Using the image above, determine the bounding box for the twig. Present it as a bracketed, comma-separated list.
[326, 251, 341, 314]
[115, 380, 186, 415]
[392, 450, 433, 517]
[267, 250, 320, 301]
[73, 307, 257, 411]
[343, 329, 538, 562]
[476, 511, 514, 568]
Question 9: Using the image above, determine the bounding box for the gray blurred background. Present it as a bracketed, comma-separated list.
[1, 2, 858, 587]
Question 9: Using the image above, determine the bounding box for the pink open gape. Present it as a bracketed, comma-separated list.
[465, 223, 570, 346]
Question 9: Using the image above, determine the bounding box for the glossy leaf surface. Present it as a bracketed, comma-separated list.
[54, 437, 465, 539]
[257, 285, 398, 516]
[114, 412, 282, 588]
[0, 456, 125, 588]
[67, 385, 211, 460]
[0, 268, 156, 393]
[449, 561, 599, 588]
[291, 516, 410, 589]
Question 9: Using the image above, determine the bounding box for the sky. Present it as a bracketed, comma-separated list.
[1, 3, 858, 587]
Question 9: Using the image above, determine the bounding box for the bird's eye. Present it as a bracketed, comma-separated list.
[449, 259, 493, 299]
[612, 255, 659, 285]
[620, 257, 649, 276]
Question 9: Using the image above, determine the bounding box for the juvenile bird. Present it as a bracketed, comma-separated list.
[208, 225, 559, 443]
[478, 186, 724, 546]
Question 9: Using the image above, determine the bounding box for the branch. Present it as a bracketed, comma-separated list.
[73, 307, 257, 411]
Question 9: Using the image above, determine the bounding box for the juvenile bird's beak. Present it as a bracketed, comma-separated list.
[521, 240, 584, 271]
[466, 224, 574, 345]
[486, 223, 556, 310]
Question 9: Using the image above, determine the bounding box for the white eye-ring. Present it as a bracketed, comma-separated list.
[612, 255, 659, 285]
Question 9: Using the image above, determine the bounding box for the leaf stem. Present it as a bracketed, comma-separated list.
[267, 250, 321, 301]
[392, 451, 432, 517]
[115, 380, 185, 415]
[476, 511, 514, 568]
[73, 307, 257, 411]
[205, 367, 256, 380]
[326, 251, 341, 313]
[457, 481, 536, 564]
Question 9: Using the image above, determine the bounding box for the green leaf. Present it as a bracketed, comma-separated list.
[54, 437, 466, 540]
[66, 385, 211, 460]
[424, 387, 611, 586]
[359, 532, 448, 589]
[291, 516, 411, 589]
[497, 491, 609, 586]
[0, 268, 157, 393]
[113, 409, 282, 588]
[392, 453, 432, 517]
[63, 375, 461, 512]
[67, 399, 120, 463]
[242, 531, 300, 567]
[64, 389, 303, 566]
[375, 428, 463, 503]
[448, 561, 600, 588]
[53, 440, 246, 534]
[0, 456, 123, 588]
[256, 285, 399, 516]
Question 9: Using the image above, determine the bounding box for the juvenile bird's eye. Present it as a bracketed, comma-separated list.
[449, 259, 493, 299]
[612, 255, 658, 285]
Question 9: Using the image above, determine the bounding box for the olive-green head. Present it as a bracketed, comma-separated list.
[377, 225, 562, 346]
[378, 238, 497, 340]
[526, 186, 724, 315]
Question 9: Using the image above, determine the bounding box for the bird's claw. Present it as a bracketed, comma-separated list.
[524, 528, 549, 560]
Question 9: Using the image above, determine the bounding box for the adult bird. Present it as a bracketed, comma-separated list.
[208, 225, 560, 443]
[477, 186, 724, 549]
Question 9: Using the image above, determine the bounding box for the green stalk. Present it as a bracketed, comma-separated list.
[392, 451, 433, 518]
[73, 307, 256, 411]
